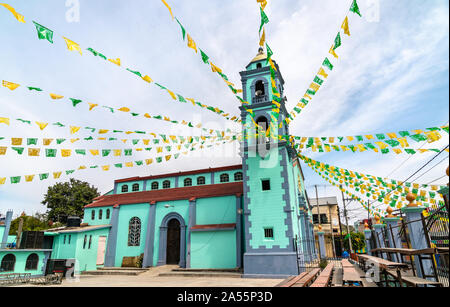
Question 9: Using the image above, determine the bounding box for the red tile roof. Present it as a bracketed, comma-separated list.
[114, 164, 242, 183]
[85, 182, 243, 208]
[191, 223, 236, 230]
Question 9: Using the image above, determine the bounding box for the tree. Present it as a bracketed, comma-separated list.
[41, 178, 100, 223]
[8, 213, 61, 235]
[343, 232, 365, 251]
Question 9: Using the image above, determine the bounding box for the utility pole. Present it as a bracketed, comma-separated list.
[337, 206, 344, 256]
[328, 204, 336, 258]
[315, 185, 321, 260]
[340, 187, 353, 254]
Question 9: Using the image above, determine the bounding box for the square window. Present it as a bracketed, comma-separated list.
[264, 228, 274, 240]
[262, 179, 271, 191]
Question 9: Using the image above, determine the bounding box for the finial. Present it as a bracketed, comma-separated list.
[406, 192, 417, 207]
[318, 224, 322, 231]
[374, 214, 381, 224]
[364, 222, 370, 230]
[386, 206, 395, 218]
[258, 46, 264, 54]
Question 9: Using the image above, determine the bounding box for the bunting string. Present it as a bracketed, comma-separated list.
[1, 78, 239, 136]
[160, 0, 246, 105]
[0, 138, 237, 185]
[0, 3, 240, 122]
[286, 0, 363, 125]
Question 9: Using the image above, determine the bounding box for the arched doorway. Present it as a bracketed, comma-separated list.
[166, 219, 181, 264]
[157, 212, 187, 267]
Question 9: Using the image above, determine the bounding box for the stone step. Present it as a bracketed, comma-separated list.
[97, 267, 148, 271]
[82, 270, 145, 276]
[172, 268, 242, 273]
[158, 271, 242, 278]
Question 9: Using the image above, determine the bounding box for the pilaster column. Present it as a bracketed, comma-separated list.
[187, 197, 196, 268]
[143, 202, 157, 267]
[373, 216, 386, 259]
[401, 193, 433, 279]
[364, 225, 372, 256]
[104, 205, 120, 267]
[384, 207, 402, 263]
[235, 194, 243, 268]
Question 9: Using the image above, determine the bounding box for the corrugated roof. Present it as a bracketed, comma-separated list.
[85, 182, 243, 208]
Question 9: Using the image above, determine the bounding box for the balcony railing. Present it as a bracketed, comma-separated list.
[253, 95, 268, 104]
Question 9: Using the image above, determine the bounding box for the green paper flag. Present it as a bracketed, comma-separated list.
[175, 18, 186, 40]
[259, 8, 269, 33]
[135, 160, 143, 166]
[156, 157, 163, 163]
[313, 76, 323, 85]
[266, 43, 273, 63]
[17, 118, 31, 125]
[70, 98, 83, 107]
[12, 147, 24, 155]
[53, 122, 65, 127]
[124, 149, 132, 156]
[114, 163, 123, 168]
[39, 173, 49, 181]
[56, 139, 66, 144]
[200, 49, 209, 64]
[87, 47, 107, 60]
[410, 134, 428, 142]
[333, 32, 341, 50]
[10, 176, 21, 184]
[322, 57, 334, 70]
[66, 170, 75, 175]
[46, 148, 57, 157]
[27, 138, 38, 145]
[28, 87, 43, 91]
[350, 0, 362, 17]
[75, 149, 86, 155]
[177, 94, 186, 102]
[32, 21, 54, 43]
[126, 68, 142, 77]
[102, 149, 111, 157]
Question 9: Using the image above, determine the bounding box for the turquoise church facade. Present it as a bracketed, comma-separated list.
[0, 50, 317, 278]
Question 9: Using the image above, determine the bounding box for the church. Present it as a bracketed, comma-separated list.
[60, 49, 316, 278]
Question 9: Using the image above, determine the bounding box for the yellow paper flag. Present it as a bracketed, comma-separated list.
[88, 103, 98, 111]
[167, 89, 177, 100]
[187, 34, 197, 53]
[25, 175, 35, 182]
[318, 67, 329, 79]
[341, 16, 350, 36]
[61, 149, 71, 157]
[50, 93, 64, 100]
[102, 165, 110, 171]
[70, 126, 81, 134]
[36, 122, 48, 131]
[63, 37, 82, 55]
[108, 58, 121, 66]
[0, 3, 25, 23]
[161, 0, 174, 19]
[329, 45, 339, 59]
[142, 75, 153, 83]
[210, 62, 222, 74]
[53, 172, 62, 179]
[90, 149, 99, 156]
[43, 138, 53, 146]
[0, 178, 6, 185]
[259, 28, 266, 47]
[11, 138, 22, 145]
[0, 117, 10, 125]
[118, 107, 130, 112]
[2, 80, 20, 90]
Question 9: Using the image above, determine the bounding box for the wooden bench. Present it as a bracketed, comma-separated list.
[276, 268, 321, 287]
[310, 264, 334, 287]
[342, 260, 363, 287]
[331, 267, 343, 287]
[359, 254, 441, 287]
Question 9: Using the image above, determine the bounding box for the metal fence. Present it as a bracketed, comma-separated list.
[366, 203, 449, 287]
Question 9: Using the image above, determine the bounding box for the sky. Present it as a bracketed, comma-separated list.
[0, 0, 448, 223]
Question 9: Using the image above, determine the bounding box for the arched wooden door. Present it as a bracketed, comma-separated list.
[166, 219, 181, 265]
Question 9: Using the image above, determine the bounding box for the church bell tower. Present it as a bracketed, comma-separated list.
[239, 48, 302, 278]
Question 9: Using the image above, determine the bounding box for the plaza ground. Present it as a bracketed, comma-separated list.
[18, 265, 284, 287]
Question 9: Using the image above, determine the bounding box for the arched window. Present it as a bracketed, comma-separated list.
[256, 116, 270, 146]
[132, 183, 140, 192]
[121, 185, 129, 193]
[91, 210, 95, 220]
[234, 172, 243, 181]
[197, 176, 206, 185]
[88, 235, 92, 249]
[99, 209, 103, 220]
[83, 235, 87, 249]
[220, 174, 230, 183]
[256, 63, 262, 69]
[25, 253, 39, 271]
[151, 182, 159, 190]
[128, 217, 141, 247]
[184, 178, 192, 187]
[106, 209, 110, 219]
[255, 80, 265, 96]
[163, 180, 171, 189]
[1, 254, 16, 272]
